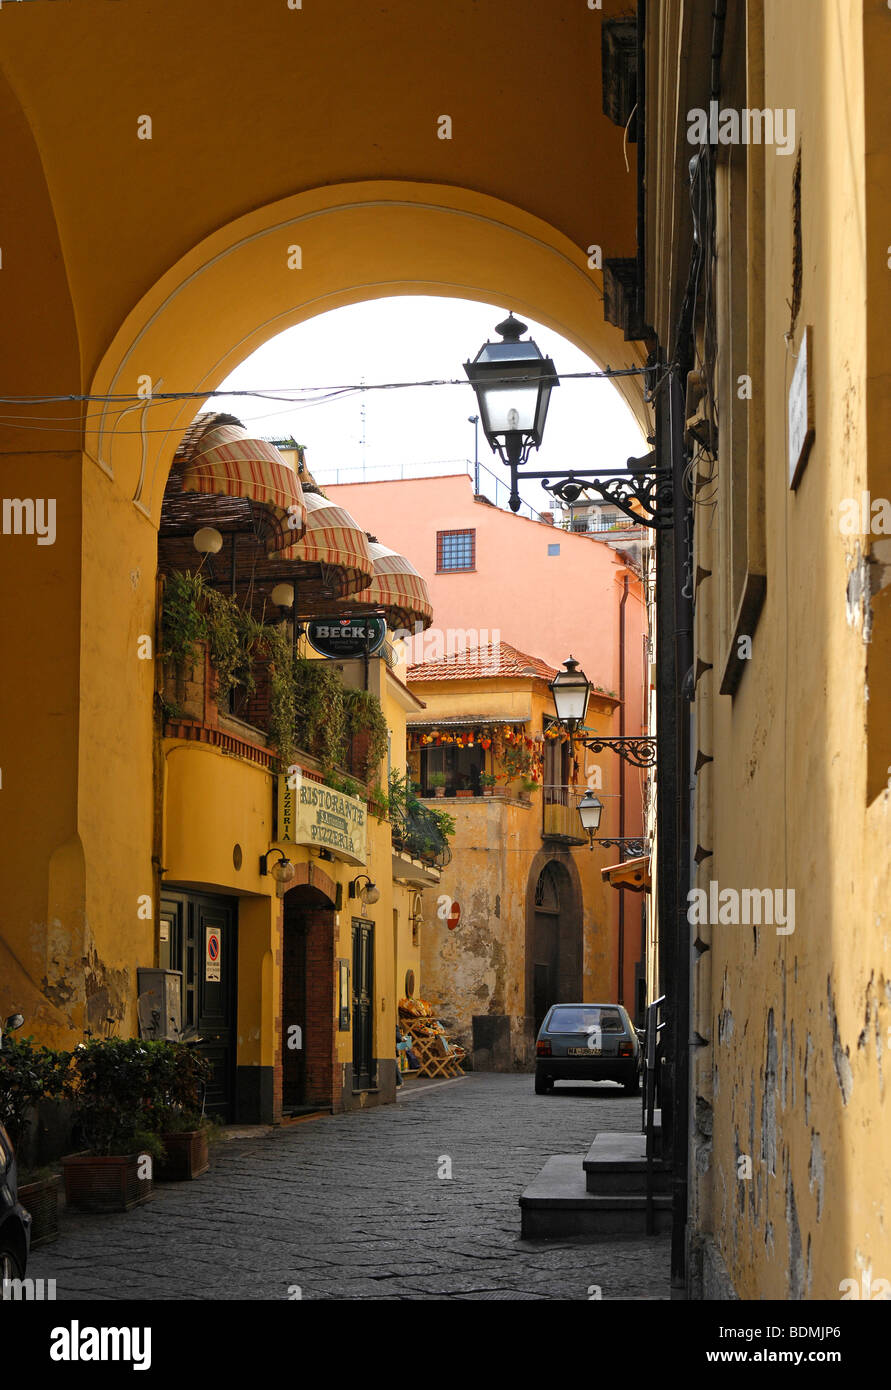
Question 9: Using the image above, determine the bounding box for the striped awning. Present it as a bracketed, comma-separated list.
[363, 543, 433, 632]
[312, 541, 433, 632]
[277, 491, 375, 597]
[181, 423, 306, 549]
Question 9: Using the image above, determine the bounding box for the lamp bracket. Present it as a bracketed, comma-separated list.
[595, 838, 649, 858]
[574, 733, 658, 769]
[540, 471, 674, 529]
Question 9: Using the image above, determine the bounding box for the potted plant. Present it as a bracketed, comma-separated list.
[0, 1035, 70, 1246]
[479, 772, 497, 797]
[153, 1043, 213, 1181]
[61, 1038, 166, 1212]
[429, 771, 447, 798]
[520, 776, 539, 802]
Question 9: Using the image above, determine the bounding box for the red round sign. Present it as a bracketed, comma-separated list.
[447, 902, 461, 930]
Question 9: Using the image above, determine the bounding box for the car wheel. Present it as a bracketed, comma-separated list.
[0, 1246, 23, 1284]
[534, 1073, 552, 1095]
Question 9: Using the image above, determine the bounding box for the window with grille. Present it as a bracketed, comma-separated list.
[436, 529, 475, 572]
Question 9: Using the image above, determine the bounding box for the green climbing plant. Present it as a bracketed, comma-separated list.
[343, 688, 389, 782]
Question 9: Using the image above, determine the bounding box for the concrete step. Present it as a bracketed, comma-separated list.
[519, 1155, 673, 1239]
[583, 1132, 672, 1195]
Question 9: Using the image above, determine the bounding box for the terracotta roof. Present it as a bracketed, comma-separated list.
[406, 641, 558, 684]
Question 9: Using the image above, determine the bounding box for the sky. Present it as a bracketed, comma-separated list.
[206, 296, 646, 516]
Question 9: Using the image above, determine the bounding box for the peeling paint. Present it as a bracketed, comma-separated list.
[804, 1032, 815, 1124]
[786, 1172, 804, 1299]
[809, 1130, 825, 1221]
[845, 544, 873, 642]
[761, 1009, 778, 1177]
[827, 977, 854, 1105]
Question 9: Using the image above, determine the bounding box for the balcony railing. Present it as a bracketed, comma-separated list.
[390, 801, 452, 870]
[541, 786, 587, 844]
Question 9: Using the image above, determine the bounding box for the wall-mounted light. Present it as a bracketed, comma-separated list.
[259, 848, 297, 896]
[577, 791, 604, 850]
[349, 874, 380, 905]
[271, 582, 295, 608]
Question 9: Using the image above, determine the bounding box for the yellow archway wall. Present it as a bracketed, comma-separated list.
[3, 182, 650, 1047]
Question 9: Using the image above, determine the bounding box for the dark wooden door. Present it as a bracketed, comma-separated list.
[282, 919, 307, 1109]
[351, 919, 374, 1090]
[196, 897, 237, 1120]
[161, 891, 237, 1121]
[532, 918, 558, 1037]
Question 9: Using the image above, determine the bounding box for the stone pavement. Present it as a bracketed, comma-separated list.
[29, 1073, 670, 1300]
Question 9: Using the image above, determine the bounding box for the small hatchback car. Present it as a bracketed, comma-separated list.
[535, 1002, 640, 1094]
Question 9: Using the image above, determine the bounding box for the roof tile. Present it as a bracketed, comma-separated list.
[406, 641, 557, 684]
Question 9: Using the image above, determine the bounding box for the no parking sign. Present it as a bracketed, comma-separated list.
[205, 928, 221, 982]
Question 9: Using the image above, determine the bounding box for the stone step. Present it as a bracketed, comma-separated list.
[519, 1155, 673, 1240]
[583, 1132, 672, 1195]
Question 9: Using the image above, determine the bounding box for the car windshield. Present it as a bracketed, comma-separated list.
[547, 1006, 625, 1033]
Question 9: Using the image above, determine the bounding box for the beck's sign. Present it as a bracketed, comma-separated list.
[306, 618, 386, 659]
[278, 776, 367, 865]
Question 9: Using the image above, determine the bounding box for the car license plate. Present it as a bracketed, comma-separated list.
[567, 1046, 600, 1056]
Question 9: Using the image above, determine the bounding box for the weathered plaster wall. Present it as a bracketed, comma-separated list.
[686, 0, 891, 1300]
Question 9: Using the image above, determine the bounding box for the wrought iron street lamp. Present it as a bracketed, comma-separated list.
[551, 656, 658, 770]
[464, 322, 673, 527]
[549, 655, 590, 732]
[577, 791, 603, 849]
[464, 313, 558, 513]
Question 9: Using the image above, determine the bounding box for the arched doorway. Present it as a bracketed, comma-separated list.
[282, 880, 336, 1116]
[526, 855, 583, 1045]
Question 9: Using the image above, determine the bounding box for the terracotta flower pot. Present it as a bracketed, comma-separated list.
[157, 1129, 210, 1181]
[18, 1175, 61, 1248]
[61, 1152, 154, 1213]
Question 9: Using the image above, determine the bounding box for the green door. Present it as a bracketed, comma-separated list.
[351, 919, 374, 1090]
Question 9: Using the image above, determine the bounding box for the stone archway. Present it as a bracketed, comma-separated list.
[524, 850, 584, 1055]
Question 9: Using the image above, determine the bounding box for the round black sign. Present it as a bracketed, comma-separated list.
[306, 617, 387, 659]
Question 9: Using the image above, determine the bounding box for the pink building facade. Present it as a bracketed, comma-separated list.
[328, 472, 650, 1013]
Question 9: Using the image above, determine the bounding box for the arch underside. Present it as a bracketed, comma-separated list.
[86, 182, 651, 518]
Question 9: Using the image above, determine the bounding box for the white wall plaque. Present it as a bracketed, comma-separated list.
[788, 324, 815, 489]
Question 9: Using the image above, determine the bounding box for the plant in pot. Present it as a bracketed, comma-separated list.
[479, 772, 497, 797]
[0, 1035, 70, 1246]
[151, 1042, 213, 1182]
[520, 777, 539, 802]
[429, 771, 447, 798]
[62, 1038, 167, 1213]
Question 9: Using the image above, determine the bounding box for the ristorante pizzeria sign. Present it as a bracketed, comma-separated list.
[278, 774, 367, 865]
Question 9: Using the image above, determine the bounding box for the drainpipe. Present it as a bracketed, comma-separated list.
[618, 572, 629, 1005]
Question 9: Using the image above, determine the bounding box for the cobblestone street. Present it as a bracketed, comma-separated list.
[30, 1074, 670, 1301]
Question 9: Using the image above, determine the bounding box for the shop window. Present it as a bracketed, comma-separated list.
[436, 529, 475, 572]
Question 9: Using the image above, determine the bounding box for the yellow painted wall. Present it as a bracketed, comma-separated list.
[648, 0, 891, 1298]
[0, 2, 644, 1086]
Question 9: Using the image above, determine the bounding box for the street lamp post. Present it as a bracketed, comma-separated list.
[468, 414, 480, 495]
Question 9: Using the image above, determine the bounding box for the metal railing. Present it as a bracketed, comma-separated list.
[641, 994, 667, 1236]
[312, 457, 542, 522]
[389, 800, 452, 870]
